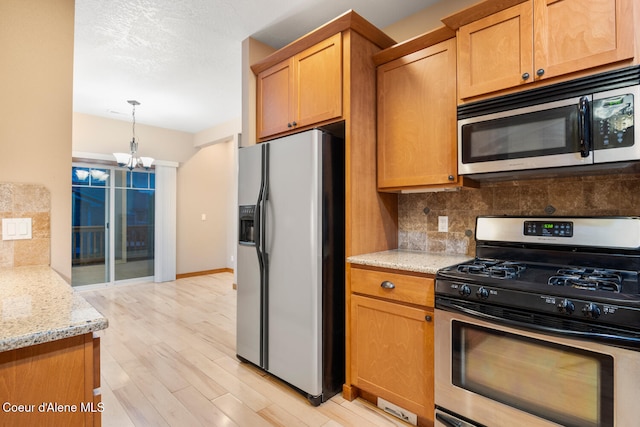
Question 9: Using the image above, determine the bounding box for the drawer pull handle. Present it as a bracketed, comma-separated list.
[425, 315, 432, 322]
[380, 280, 395, 290]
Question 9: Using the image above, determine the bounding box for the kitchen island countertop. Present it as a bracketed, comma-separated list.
[0, 266, 108, 352]
[347, 249, 472, 275]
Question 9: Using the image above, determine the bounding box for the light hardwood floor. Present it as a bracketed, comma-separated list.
[81, 272, 408, 427]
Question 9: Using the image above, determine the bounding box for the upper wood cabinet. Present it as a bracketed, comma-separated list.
[456, 1, 533, 100]
[449, 0, 635, 100]
[376, 36, 459, 191]
[374, 27, 476, 192]
[256, 33, 342, 139]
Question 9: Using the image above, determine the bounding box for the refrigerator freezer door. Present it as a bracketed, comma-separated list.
[265, 130, 323, 396]
[236, 144, 263, 367]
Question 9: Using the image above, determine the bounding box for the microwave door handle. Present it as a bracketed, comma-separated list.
[579, 96, 591, 157]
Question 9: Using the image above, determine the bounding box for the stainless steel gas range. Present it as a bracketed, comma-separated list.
[434, 216, 640, 427]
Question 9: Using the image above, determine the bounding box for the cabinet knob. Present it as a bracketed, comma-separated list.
[380, 280, 395, 290]
[522, 72, 530, 80]
[425, 315, 432, 322]
[287, 122, 293, 128]
[292, 121, 297, 127]
[536, 68, 545, 77]
[448, 175, 454, 181]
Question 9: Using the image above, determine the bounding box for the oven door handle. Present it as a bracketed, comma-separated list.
[437, 299, 640, 348]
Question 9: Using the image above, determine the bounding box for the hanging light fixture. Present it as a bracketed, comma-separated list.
[113, 100, 154, 170]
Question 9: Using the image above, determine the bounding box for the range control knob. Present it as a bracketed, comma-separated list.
[476, 287, 489, 299]
[582, 303, 601, 319]
[458, 284, 471, 297]
[557, 299, 575, 314]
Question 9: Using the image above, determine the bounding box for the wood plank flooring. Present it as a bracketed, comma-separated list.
[80, 273, 408, 427]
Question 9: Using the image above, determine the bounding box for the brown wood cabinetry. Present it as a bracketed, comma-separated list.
[256, 33, 342, 139]
[0, 333, 102, 426]
[447, 0, 635, 100]
[251, 11, 398, 258]
[347, 264, 435, 426]
[375, 30, 470, 192]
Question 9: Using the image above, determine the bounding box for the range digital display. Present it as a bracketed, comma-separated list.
[524, 221, 573, 237]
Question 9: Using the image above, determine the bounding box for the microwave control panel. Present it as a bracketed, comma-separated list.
[593, 93, 634, 149]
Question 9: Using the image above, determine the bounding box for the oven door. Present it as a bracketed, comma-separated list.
[458, 95, 593, 176]
[435, 303, 640, 427]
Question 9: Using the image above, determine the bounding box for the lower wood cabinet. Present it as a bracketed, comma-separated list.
[347, 264, 435, 426]
[0, 333, 102, 426]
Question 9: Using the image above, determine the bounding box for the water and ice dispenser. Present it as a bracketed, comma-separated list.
[238, 205, 256, 245]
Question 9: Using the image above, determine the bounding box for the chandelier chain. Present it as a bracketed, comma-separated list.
[132, 102, 136, 142]
[113, 100, 153, 170]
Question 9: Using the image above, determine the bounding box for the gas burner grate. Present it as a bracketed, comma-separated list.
[456, 259, 526, 279]
[548, 268, 623, 292]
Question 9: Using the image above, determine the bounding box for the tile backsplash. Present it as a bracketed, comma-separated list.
[398, 172, 640, 256]
[0, 183, 51, 268]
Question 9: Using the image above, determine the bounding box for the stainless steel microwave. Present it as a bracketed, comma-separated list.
[458, 67, 640, 179]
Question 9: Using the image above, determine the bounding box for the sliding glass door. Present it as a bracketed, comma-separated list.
[72, 164, 155, 286]
[72, 167, 110, 285]
[113, 169, 155, 281]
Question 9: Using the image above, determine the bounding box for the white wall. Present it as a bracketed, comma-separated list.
[176, 137, 237, 274]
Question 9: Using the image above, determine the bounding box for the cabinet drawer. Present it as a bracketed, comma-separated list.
[350, 266, 434, 307]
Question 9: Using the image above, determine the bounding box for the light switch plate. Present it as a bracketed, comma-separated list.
[2, 218, 32, 240]
[438, 215, 448, 232]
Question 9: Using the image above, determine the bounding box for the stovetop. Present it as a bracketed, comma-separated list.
[444, 257, 639, 292]
[435, 216, 640, 331]
[437, 258, 640, 303]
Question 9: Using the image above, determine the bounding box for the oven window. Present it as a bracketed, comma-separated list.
[452, 321, 613, 427]
[461, 105, 579, 163]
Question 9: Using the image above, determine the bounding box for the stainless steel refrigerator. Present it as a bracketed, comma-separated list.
[236, 128, 345, 406]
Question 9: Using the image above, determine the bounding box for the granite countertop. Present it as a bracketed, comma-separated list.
[347, 249, 472, 275]
[0, 266, 108, 352]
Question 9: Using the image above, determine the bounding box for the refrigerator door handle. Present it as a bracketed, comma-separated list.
[259, 143, 270, 369]
[254, 196, 264, 269]
[254, 144, 266, 274]
[254, 175, 264, 268]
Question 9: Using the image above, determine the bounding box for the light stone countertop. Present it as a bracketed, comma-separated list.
[0, 266, 108, 352]
[347, 249, 472, 275]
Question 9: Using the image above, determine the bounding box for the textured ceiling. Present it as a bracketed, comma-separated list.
[73, 0, 436, 134]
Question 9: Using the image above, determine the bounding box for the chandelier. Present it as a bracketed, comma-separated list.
[113, 100, 154, 170]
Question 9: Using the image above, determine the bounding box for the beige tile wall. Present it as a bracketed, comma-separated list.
[0, 183, 51, 267]
[399, 172, 640, 256]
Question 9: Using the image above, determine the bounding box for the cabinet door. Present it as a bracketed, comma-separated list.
[257, 59, 294, 139]
[351, 294, 434, 422]
[377, 38, 457, 189]
[295, 32, 342, 128]
[533, 0, 634, 80]
[0, 334, 97, 426]
[458, 1, 534, 99]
